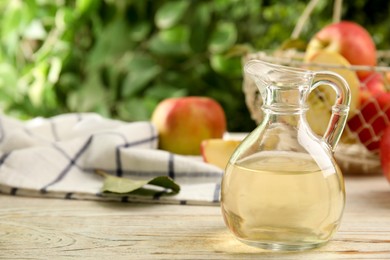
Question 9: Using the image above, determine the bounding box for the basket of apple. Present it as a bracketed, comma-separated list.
[243, 21, 390, 176]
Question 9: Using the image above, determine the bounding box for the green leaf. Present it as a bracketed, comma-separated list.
[116, 97, 153, 122]
[0, 63, 21, 105]
[48, 57, 62, 84]
[210, 53, 242, 77]
[28, 62, 50, 106]
[54, 7, 76, 31]
[121, 55, 161, 98]
[129, 22, 151, 42]
[208, 21, 237, 54]
[148, 25, 190, 56]
[87, 18, 132, 70]
[67, 74, 106, 112]
[125, 66, 161, 91]
[126, 54, 157, 71]
[155, 1, 190, 29]
[0, 63, 18, 90]
[160, 25, 189, 43]
[23, 20, 46, 40]
[144, 84, 187, 100]
[189, 3, 211, 52]
[212, 0, 233, 12]
[1, 1, 32, 37]
[97, 170, 180, 197]
[76, 0, 100, 16]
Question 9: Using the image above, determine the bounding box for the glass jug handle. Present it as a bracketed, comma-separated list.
[311, 71, 351, 152]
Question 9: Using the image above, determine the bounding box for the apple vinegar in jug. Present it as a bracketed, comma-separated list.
[221, 151, 345, 250]
[220, 59, 350, 251]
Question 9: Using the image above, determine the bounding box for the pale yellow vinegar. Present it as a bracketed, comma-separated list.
[221, 151, 345, 250]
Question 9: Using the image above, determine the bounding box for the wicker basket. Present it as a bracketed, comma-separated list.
[242, 50, 390, 175]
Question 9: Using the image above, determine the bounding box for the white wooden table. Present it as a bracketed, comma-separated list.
[1, 175, 390, 259]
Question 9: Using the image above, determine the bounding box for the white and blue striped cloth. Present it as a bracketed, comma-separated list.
[0, 113, 223, 205]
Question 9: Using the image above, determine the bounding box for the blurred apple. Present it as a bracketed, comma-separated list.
[201, 139, 241, 169]
[380, 126, 390, 183]
[151, 96, 227, 155]
[348, 71, 390, 151]
[347, 91, 390, 151]
[305, 21, 377, 79]
[361, 72, 387, 94]
[358, 72, 387, 108]
[305, 51, 359, 141]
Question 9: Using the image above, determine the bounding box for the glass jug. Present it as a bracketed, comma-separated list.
[221, 59, 351, 251]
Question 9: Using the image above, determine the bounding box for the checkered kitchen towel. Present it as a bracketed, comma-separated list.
[0, 113, 223, 205]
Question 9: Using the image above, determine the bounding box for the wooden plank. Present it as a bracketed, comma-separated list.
[0, 175, 389, 259]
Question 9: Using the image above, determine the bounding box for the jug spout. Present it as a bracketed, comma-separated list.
[244, 60, 314, 90]
[244, 60, 314, 112]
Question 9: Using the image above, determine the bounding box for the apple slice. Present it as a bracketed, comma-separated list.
[201, 139, 241, 169]
[305, 51, 360, 142]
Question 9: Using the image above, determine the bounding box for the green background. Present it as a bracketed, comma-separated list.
[0, 0, 389, 131]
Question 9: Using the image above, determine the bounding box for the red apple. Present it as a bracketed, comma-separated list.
[347, 91, 390, 151]
[380, 126, 390, 182]
[151, 96, 227, 155]
[358, 72, 387, 108]
[361, 72, 386, 94]
[305, 21, 377, 79]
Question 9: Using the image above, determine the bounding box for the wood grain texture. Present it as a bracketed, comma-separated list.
[1, 175, 390, 259]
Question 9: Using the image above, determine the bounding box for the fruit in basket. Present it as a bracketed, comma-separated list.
[305, 51, 360, 139]
[305, 21, 377, 79]
[151, 96, 226, 155]
[380, 126, 390, 182]
[362, 73, 387, 95]
[200, 139, 241, 169]
[347, 90, 390, 152]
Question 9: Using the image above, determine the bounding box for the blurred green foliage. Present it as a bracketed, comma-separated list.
[0, 0, 389, 131]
